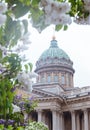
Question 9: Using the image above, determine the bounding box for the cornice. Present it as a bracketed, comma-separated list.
[35, 64, 74, 74]
[63, 95, 90, 104]
[34, 95, 63, 103]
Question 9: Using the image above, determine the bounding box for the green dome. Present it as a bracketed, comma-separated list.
[39, 39, 70, 60]
[35, 39, 73, 71]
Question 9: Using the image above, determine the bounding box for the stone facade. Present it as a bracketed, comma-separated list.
[29, 38, 90, 130]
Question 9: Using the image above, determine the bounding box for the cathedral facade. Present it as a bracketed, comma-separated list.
[30, 38, 90, 130]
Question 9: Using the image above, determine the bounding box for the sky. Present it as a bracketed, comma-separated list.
[25, 22, 90, 88]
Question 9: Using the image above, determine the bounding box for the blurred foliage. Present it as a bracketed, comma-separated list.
[0, 0, 89, 129]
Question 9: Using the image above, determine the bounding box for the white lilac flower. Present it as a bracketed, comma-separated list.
[15, 44, 29, 52]
[12, 104, 21, 113]
[58, 14, 72, 25]
[0, 2, 7, 14]
[22, 39, 31, 45]
[57, 2, 71, 13]
[17, 71, 37, 92]
[20, 32, 31, 45]
[41, 0, 71, 25]
[20, 32, 31, 41]
[17, 72, 30, 82]
[41, 0, 71, 14]
[40, 0, 52, 7]
[0, 64, 6, 73]
[45, 16, 52, 25]
[44, 4, 52, 14]
[45, 13, 72, 25]
[19, 44, 29, 51]
[29, 72, 38, 78]
[20, 55, 28, 61]
[0, 44, 7, 51]
[0, 14, 7, 26]
[0, 44, 8, 58]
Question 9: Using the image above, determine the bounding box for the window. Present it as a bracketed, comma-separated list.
[61, 75, 65, 85]
[54, 75, 58, 82]
[41, 75, 45, 83]
[67, 73, 71, 86]
[47, 75, 51, 83]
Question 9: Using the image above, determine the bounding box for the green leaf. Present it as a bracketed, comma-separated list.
[7, 125, 13, 130]
[24, 64, 28, 72]
[0, 50, 2, 59]
[28, 63, 33, 72]
[12, 2, 30, 18]
[16, 127, 24, 130]
[0, 125, 4, 130]
[55, 24, 63, 31]
[63, 25, 68, 31]
[22, 19, 28, 34]
[31, 0, 41, 7]
[19, 0, 32, 6]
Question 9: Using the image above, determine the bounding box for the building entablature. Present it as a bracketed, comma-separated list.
[35, 64, 74, 74]
[36, 98, 62, 111]
[62, 97, 90, 112]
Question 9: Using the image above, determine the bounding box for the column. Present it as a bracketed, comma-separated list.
[37, 109, 42, 122]
[59, 112, 64, 130]
[83, 109, 89, 130]
[76, 112, 80, 130]
[89, 111, 90, 130]
[57, 111, 63, 130]
[52, 110, 57, 130]
[42, 112, 46, 124]
[71, 110, 76, 130]
[57, 111, 60, 130]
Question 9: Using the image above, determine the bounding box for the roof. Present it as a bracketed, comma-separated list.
[39, 39, 70, 61]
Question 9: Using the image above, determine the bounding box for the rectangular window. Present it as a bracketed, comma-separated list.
[61, 75, 65, 85]
[54, 75, 58, 82]
[47, 75, 51, 83]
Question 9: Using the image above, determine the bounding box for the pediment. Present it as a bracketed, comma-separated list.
[32, 82, 64, 99]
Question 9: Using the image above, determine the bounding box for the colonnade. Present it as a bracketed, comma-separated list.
[36, 108, 90, 130]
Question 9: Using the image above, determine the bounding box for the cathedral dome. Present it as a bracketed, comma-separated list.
[35, 38, 75, 88]
[39, 39, 70, 61]
[35, 39, 73, 70]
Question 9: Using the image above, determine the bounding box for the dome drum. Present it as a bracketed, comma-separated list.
[35, 65, 74, 75]
[35, 39, 75, 88]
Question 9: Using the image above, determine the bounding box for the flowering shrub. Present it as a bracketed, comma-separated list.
[0, 2, 7, 27]
[0, 0, 90, 130]
[0, 121, 48, 130]
[25, 121, 48, 130]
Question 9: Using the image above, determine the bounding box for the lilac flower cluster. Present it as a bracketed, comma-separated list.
[40, 0, 72, 25]
[0, 2, 7, 26]
[0, 119, 15, 125]
[13, 94, 34, 112]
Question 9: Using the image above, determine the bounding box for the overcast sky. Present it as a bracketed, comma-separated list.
[26, 22, 90, 88]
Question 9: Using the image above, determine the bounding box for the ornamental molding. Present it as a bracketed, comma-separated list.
[35, 65, 74, 74]
[64, 95, 90, 103]
[36, 96, 63, 103]
[62, 97, 90, 111]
